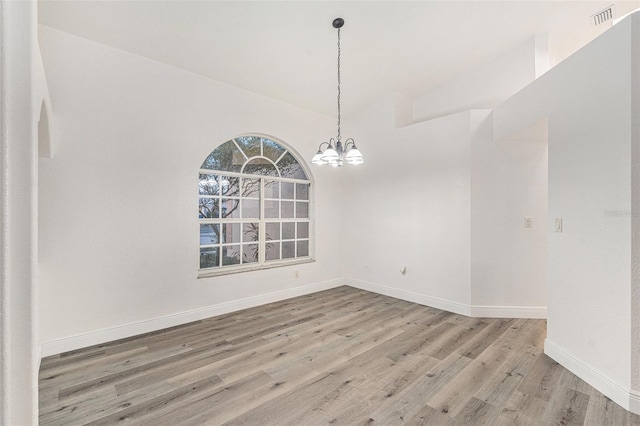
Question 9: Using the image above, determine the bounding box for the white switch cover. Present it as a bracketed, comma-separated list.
[555, 218, 563, 233]
[524, 217, 533, 228]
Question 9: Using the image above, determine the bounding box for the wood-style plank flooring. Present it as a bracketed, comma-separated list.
[39, 286, 640, 425]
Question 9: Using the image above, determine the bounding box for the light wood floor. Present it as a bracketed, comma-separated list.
[40, 286, 640, 425]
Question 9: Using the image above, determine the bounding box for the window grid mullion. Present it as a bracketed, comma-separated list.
[199, 169, 309, 185]
[259, 178, 266, 265]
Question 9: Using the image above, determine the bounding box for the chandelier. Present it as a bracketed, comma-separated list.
[311, 18, 364, 167]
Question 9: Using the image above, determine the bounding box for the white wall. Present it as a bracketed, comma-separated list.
[0, 1, 39, 423]
[38, 26, 344, 355]
[630, 11, 640, 407]
[470, 110, 548, 317]
[342, 97, 473, 314]
[341, 97, 547, 318]
[494, 12, 639, 412]
[412, 35, 545, 122]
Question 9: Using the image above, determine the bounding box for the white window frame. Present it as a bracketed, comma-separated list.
[198, 136, 314, 278]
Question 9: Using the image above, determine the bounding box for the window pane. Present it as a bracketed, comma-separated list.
[200, 224, 220, 245]
[296, 183, 309, 200]
[199, 198, 219, 219]
[265, 200, 279, 218]
[262, 138, 286, 163]
[264, 180, 279, 198]
[243, 223, 259, 243]
[201, 140, 243, 172]
[297, 222, 309, 239]
[242, 199, 260, 218]
[235, 136, 262, 158]
[201, 137, 313, 272]
[200, 247, 219, 268]
[222, 245, 241, 266]
[222, 223, 241, 244]
[282, 222, 295, 240]
[221, 199, 240, 219]
[281, 182, 295, 199]
[281, 201, 294, 218]
[266, 242, 280, 261]
[266, 222, 280, 241]
[199, 174, 220, 195]
[243, 158, 278, 177]
[282, 241, 295, 259]
[296, 202, 309, 219]
[242, 244, 259, 264]
[221, 177, 240, 197]
[278, 152, 308, 180]
[297, 240, 309, 257]
[241, 178, 260, 199]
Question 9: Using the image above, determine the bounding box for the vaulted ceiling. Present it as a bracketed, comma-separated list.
[38, 1, 640, 117]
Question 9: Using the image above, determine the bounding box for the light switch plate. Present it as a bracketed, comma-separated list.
[555, 218, 563, 233]
[524, 217, 533, 228]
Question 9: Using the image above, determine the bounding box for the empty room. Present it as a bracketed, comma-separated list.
[3, 0, 640, 424]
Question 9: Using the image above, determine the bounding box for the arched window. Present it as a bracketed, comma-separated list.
[198, 136, 312, 276]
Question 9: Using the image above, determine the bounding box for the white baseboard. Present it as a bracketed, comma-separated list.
[41, 278, 547, 357]
[470, 305, 547, 319]
[346, 278, 471, 316]
[631, 390, 640, 415]
[545, 338, 639, 414]
[41, 279, 345, 357]
[345, 278, 546, 319]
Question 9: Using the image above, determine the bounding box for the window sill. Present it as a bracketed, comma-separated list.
[197, 257, 315, 279]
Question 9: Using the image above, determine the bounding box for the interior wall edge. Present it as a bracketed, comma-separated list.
[1, 0, 39, 423]
[544, 338, 637, 414]
[629, 10, 640, 395]
[40, 278, 346, 357]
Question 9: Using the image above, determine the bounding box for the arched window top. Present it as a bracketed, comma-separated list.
[201, 136, 308, 180]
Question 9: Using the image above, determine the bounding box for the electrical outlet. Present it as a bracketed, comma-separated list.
[294, 270, 300, 279]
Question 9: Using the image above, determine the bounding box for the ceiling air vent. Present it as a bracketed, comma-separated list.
[591, 5, 616, 26]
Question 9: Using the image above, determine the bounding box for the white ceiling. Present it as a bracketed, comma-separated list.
[38, 1, 640, 117]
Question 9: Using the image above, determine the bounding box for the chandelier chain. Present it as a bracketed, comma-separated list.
[310, 17, 364, 167]
[337, 27, 341, 142]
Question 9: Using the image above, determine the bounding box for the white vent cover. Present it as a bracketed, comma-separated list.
[591, 5, 616, 26]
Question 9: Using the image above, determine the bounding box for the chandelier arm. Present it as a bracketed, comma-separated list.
[317, 141, 332, 151]
[343, 138, 356, 150]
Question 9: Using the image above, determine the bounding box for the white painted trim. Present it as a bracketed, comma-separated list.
[345, 278, 547, 319]
[198, 258, 315, 279]
[545, 338, 638, 414]
[41, 278, 345, 357]
[345, 278, 472, 317]
[630, 390, 640, 415]
[470, 305, 547, 319]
